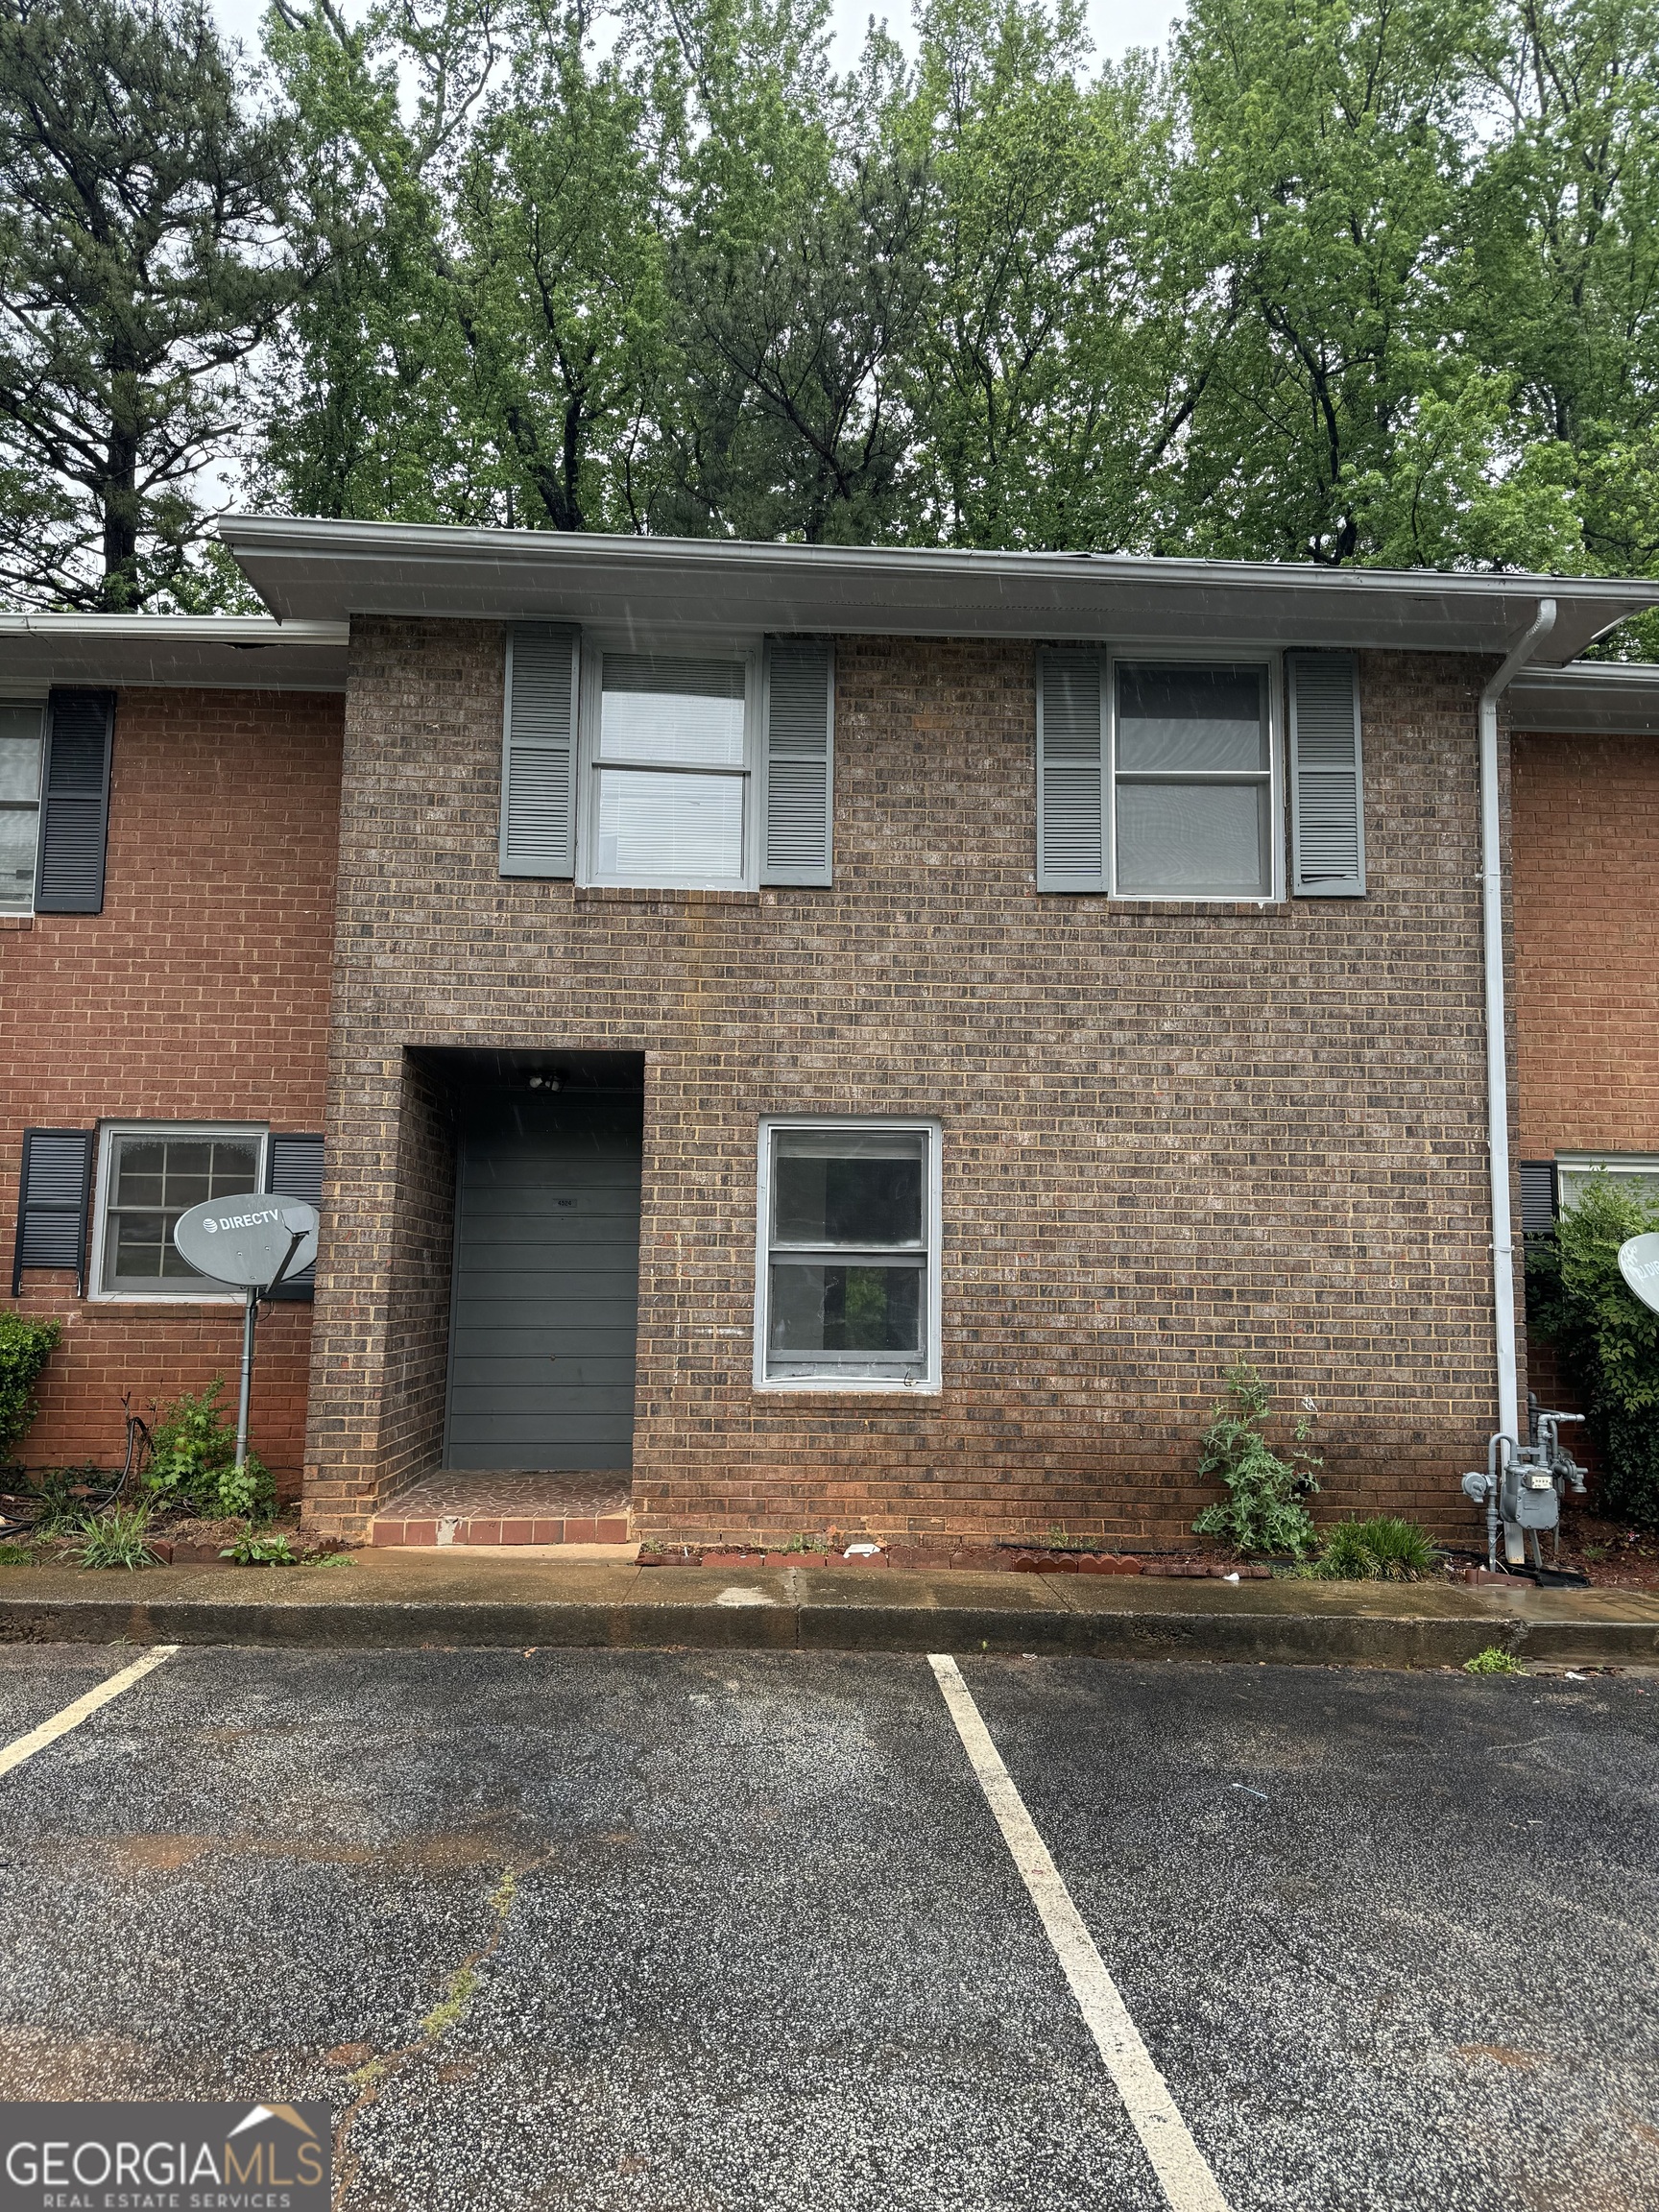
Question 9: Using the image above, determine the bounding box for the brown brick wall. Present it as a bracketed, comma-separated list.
[305, 620, 1505, 1544]
[3, 686, 343, 1495]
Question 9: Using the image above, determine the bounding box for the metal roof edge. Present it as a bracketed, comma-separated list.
[1509, 661, 1659, 733]
[216, 515, 1658, 605]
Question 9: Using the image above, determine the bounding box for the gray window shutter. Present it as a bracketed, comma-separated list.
[1037, 649, 1106, 892]
[761, 639, 833, 886]
[36, 689, 114, 914]
[12, 1128, 94, 1295]
[1519, 1162, 1558, 1236]
[500, 624, 578, 878]
[1288, 652, 1365, 897]
[264, 1133, 324, 1300]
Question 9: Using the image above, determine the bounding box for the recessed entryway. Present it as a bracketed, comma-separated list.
[438, 1052, 644, 1481]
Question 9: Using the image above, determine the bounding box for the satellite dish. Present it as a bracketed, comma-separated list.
[173, 1193, 319, 1290]
[1618, 1233, 1659, 1316]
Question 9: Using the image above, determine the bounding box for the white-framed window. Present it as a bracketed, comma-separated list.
[0, 699, 45, 913]
[90, 1123, 268, 1300]
[755, 1118, 942, 1391]
[1111, 655, 1280, 899]
[1557, 1153, 1659, 1213]
[579, 643, 760, 890]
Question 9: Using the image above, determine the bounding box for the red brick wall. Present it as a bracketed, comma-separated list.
[3, 686, 343, 1497]
[1512, 729, 1659, 1159]
[308, 621, 1505, 1545]
[1511, 726, 1659, 1464]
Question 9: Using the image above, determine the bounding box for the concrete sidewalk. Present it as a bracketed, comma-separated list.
[2, 1549, 1657, 1668]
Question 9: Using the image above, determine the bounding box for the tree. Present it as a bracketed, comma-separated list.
[899, 0, 1203, 552]
[1163, 0, 1575, 567]
[0, 0, 291, 610]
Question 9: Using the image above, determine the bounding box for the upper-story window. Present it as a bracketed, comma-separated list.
[1115, 662, 1273, 899]
[1038, 648, 1360, 901]
[501, 627, 834, 892]
[586, 651, 755, 889]
[0, 700, 45, 913]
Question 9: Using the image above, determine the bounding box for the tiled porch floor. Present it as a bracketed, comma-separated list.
[371, 1470, 633, 1548]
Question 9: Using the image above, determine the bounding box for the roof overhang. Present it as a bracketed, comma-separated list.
[0, 614, 349, 692]
[1508, 662, 1659, 733]
[219, 515, 1659, 665]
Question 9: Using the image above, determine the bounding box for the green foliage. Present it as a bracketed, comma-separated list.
[25, 1463, 102, 1534]
[1192, 1361, 1322, 1556]
[1527, 1172, 1659, 1526]
[0, 1312, 60, 1462]
[1464, 1644, 1524, 1674]
[142, 1380, 274, 1522]
[74, 1503, 157, 1570]
[220, 1527, 298, 1565]
[0, 1539, 36, 1564]
[0, 0, 291, 609]
[1315, 1515, 1438, 1580]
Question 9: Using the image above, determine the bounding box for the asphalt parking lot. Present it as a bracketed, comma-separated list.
[0, 1643, 1654, 2212]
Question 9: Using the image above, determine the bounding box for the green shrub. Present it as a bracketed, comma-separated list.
[74, 1503, 156, 1571]
[1315, 1515, 1438, 1581]
[1192, 1361, 1322, 1556]
[1527, 1173, 1659, 1527]
[1464, 1645, 1524, 1675]
[142, 1380, 273, 1522]
[0, 1312, 60, 1463]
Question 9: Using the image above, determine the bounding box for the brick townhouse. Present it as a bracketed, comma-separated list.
[6, 529, 1659, 1550]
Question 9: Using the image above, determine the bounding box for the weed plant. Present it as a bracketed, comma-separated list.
[143, 1380, 273, 1522]
[1192, 1362, 1321, 1556]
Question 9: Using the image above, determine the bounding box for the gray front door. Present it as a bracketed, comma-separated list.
[444, 1092, 642, 1471]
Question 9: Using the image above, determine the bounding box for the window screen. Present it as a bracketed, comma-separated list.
[1556, 1156, 1659, 1214]
[591, 653, 749, 887]
[99, 1129, 263, 1294]
[761, 1127, 933, 1384]
[1115, 663, 1271, 897]
[0, 701, 44, 913]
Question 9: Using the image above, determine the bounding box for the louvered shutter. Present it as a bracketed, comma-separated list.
[1288, 652, 1365, 897]
[1037, 649, 1106, 892]
[1519, 1162, 1558, 1236]
[11, 1129, 94, 1295]
[500, 624, 578, 878]
[761, 640, 833, 885]
[264, 1133, 324, 1300]
[36, 689, 113, 914]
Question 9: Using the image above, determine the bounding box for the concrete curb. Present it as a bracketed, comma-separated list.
[2, 1557, 1657, 1668]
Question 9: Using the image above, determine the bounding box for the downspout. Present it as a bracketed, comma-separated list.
[1479, 597, 1556, 1444]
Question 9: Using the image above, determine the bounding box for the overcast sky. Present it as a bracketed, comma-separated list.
[208, 0, 1185, 78]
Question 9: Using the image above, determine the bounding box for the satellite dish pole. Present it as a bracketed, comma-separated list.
[172, 1197, 321, 1474]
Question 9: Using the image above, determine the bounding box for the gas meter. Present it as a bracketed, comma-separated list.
[1460, 1400, 1586, 1572]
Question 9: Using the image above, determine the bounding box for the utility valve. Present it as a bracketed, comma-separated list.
[1461, 1404, 1586, 1573]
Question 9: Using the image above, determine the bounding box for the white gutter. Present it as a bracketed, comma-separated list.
[1480, 597, 1556, 1443]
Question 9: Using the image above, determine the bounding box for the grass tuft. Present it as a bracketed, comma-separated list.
[1464, 1646, 1525, 1675]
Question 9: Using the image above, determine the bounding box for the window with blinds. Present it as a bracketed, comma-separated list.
[1115, 662, 1271, 898]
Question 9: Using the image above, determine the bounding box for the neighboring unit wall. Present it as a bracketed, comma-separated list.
[4, 687, 343, 1495]
[1512, 729, 1659, 1160]
[1511, 725, 1659, 1447]
[308, 618, 1503, 1546]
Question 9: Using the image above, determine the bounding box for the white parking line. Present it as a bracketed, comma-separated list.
[928, 1653, 1232, 2212]
[0, 1645, 179, 1779]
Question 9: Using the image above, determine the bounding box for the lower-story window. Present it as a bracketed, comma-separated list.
[756, 1119, 940, 1389]
[92, 1123, 267, 1298]
[1556, 1152, 1659, 1213]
